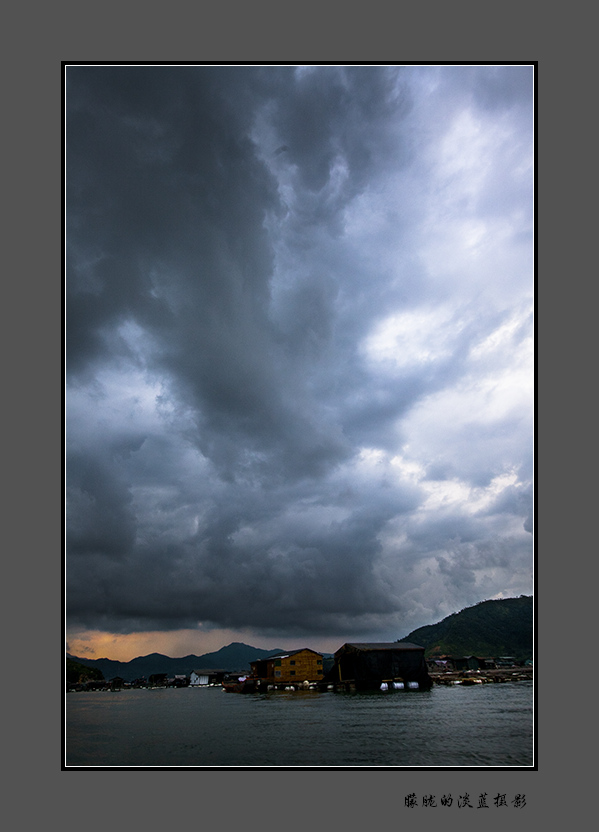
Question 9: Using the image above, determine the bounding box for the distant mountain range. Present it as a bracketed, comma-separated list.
[68, 596, 533, 681]
[67, 642, 285, 682]
[398, 595, 533, 660]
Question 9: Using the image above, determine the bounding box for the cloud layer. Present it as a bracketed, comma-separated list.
[66, 65, 534, 644]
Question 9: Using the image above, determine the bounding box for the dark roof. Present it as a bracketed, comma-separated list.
[338, 642, 425, 652]
[252, 647, 323, 661]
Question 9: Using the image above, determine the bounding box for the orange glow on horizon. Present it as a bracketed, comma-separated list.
[66, 629, 344, 662]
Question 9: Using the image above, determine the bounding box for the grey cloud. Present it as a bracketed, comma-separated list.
[66, 65, 534, 639]
[471, 65, 534, 112]
[67, 451, 136, 559]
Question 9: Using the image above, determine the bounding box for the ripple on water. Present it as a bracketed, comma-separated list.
[66, 682, 533, 767]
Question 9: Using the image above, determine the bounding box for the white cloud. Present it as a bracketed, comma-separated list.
[361, 306, 460, 370]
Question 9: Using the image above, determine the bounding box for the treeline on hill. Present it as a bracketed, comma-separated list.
[66, 657, 105, 685]
[398, 596, 533, 660]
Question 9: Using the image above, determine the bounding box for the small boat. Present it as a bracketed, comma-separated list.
[221, 675, 259, 693]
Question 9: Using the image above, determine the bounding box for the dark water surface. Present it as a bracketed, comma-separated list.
[65, 681, 533, 768]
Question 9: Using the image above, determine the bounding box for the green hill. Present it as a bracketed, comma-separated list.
[398, 596, 533, 660]
[66, 657, 105, 684]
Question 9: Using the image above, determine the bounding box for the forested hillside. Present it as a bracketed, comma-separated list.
[66, 658, 105, 684]
[398, 596, 533, 660]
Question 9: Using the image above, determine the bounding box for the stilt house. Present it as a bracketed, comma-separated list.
[333, 642, 432, 690]
[250, 648, 324, 684]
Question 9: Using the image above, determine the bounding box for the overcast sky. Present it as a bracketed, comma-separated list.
[66, 65, 534, 660]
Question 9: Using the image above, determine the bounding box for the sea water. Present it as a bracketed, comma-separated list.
[65, 680, 533, 768]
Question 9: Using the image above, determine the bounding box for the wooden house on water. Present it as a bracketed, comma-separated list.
[333, 642, 432, 691]
[250, 648, 324, 685]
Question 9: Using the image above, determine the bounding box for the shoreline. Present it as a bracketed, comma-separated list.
[429, 667, 533, 685]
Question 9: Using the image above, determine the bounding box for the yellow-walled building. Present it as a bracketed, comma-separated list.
[250, 648, 324, 684]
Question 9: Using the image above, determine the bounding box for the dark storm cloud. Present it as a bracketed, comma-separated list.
[67, 450, 136, 558]
[271, 66, 409, 202]
[66, 65, 534, 639]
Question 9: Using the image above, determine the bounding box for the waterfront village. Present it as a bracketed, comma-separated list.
[68, 642, 533, 693]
